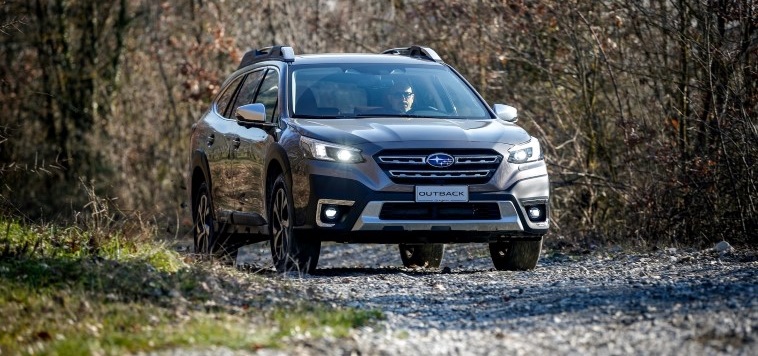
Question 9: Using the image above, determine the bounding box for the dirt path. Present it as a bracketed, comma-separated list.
[230, 242, 757, 355]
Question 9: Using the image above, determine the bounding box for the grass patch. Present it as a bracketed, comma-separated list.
[0, 284, 271, 355]
[272, 303, 384, 340]
[0, 217, 382, 355]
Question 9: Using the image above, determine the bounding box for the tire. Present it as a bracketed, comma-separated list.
[269, 174, 320, 273]
[192, 182, 238, 263]
[398, 243, 445, 268]
[489, 237, 543, 271]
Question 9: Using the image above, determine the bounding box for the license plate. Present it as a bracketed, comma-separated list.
[415, 186, 469, 202]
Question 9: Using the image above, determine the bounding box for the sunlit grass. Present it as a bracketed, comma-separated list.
[0, 283, 273, 354]
[0, 217, 383, 354]
[273, 303, 384, 339]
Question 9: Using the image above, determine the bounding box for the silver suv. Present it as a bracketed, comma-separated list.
[188, 46, 549, 272]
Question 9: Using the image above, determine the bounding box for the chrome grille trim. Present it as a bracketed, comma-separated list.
[376, 150, 503, 184]
[378, 156, 427, 164]
[455, 155, 500, 164]
[377, 155, 501, 165]
[389, 170, 491, 178]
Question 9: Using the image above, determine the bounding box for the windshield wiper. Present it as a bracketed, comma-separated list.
[293, 113, 365, 119]
[292, 114, 328, 119]
[350, 113, 416, 118]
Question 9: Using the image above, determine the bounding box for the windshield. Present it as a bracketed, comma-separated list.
[290, 63, 491, 119]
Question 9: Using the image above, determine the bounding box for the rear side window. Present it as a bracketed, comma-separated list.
[215, 75, 245, 117]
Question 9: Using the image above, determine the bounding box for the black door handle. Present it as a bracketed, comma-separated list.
[232, 137, 241, 149]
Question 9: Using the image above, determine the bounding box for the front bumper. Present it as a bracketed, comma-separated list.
[299, 173, 549, 242]
[352, 201, 522, 231]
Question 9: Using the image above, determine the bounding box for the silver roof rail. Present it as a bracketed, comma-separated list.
[238, 45, 295, 69]
[381, 45, 443, 63]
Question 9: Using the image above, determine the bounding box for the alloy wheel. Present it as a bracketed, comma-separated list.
[194, 184, 213, 255]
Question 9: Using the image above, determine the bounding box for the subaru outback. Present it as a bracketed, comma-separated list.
[188, 45, 550, 273]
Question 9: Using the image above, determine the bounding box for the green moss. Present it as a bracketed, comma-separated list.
[0, 217, 383, 354]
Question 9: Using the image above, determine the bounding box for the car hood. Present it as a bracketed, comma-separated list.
[290, 117, 531, 146]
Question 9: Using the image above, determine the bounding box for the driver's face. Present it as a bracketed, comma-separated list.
[388, 87, 414, 113]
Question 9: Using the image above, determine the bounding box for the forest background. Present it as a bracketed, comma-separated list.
[0, 0, 755, 247]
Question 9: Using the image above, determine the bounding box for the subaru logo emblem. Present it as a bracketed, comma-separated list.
[427, 153, 455, 168]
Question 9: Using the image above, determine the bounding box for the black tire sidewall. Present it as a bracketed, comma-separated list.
[269, 174, 294, 270]
[489, 238, 543, 271]
[399, 243, 445, 268]
[268, 174, 321, 273]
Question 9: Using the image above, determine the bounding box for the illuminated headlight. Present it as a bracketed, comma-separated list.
[301, 136, 363, 163]
[507, 137, 543, 164]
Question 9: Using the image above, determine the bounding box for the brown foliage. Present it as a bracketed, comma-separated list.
[0, 0, 755, 246]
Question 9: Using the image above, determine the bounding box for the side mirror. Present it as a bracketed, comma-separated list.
[235, 103, 267, 123]
[493, 104, 518, 122]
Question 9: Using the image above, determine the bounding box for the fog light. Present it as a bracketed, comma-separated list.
[323, 206, 339, 220]
[316, 199, 355, 227]
[528, 206, 541, 220]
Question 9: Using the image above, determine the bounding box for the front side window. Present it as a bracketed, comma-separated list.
[255, 69, 279, 121]
[230, 69, 266, 116]
[290, 63, 491, 119]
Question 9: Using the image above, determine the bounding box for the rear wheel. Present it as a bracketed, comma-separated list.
[192, 182, 238, 263]
[489, 237, 543, 271]
[269, 174, 320, 273]
[398, 243, 445, 268]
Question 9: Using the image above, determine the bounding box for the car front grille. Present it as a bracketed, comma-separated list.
[375, 149, 502, 184]
[379, 202, 501, 220]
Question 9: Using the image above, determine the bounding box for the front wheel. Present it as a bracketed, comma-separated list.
[398, 243, 445, 268]
[269, 174, 320, 273]
[489, 237, 543, 271]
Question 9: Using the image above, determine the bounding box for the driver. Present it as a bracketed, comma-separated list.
[386, 80, 415, 113]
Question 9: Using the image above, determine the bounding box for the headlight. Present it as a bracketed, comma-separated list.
[507, 137, 543, 164]
[300, 136, 363, 163]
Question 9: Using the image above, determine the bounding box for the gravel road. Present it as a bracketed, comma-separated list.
[235, 241, 757, 355]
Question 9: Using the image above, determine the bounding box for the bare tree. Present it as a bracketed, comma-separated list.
[0, 0, 753, 244]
